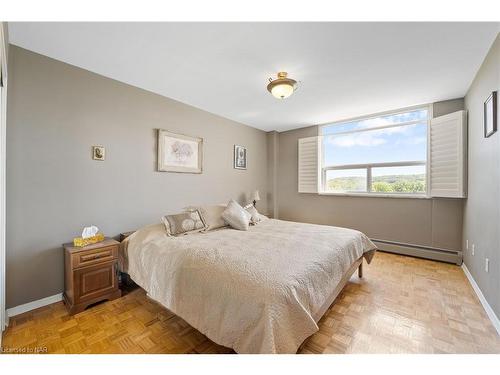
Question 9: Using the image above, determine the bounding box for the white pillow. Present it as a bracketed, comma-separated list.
[246, 205, 262, 224]
[222, 199, 251, 231]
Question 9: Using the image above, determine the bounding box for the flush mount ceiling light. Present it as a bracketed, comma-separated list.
[267, 72, 298, 99]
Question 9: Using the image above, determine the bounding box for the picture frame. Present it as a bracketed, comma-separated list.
[484, 91, 497, 138]
[92, 146, 105, 161]
[234, 145, 247, 170]
[157, 129, 203, 173]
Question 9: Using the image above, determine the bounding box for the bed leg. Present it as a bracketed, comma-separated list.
[358, 261, 363, 278]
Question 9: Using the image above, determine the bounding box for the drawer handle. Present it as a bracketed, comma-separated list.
[82, 251, 110, 261]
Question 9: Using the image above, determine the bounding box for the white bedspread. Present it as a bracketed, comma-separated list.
[120, 219, 376, 353]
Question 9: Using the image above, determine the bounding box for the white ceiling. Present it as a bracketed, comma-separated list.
[8, 22, 499, 132]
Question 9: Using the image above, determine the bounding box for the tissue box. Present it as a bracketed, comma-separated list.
[73, 233, 105, 247]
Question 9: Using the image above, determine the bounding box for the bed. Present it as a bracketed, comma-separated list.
[120, 218, 376, 354]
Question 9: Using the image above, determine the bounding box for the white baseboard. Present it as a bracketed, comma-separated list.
[6, 293, 63, 320]
[462, 263, 500, 336]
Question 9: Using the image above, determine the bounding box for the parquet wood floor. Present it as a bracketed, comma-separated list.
[2, 252, 500, 354]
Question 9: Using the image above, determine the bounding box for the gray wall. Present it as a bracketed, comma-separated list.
[6, 46, 268, 308]
[463, 34, 500, 317]
[433, 98, 465, 118]
[266, 131, 279, 218]
[275, 107, 464, 251]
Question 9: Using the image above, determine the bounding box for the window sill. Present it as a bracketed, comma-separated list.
[318, 192, 431, 199]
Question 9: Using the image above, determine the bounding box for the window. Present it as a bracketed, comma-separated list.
[320, 107, 430, 195]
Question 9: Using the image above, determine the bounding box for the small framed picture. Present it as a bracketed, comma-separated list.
[92, 146, 105, 161]
[234, 145, 247, 170]
[484, 91, 497, 138]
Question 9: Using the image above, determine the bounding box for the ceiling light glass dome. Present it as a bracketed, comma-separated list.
[267, 72, 298, 99]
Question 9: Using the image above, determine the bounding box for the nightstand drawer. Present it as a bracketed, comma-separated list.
[72, 245, 118, 269]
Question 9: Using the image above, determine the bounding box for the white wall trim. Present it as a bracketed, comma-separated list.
[0, 22, 8, 339]
[462, 263, 500, 336]
[6, 293, 63, 320]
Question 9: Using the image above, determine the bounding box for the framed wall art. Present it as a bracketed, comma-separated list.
[157, 130, 203, 173]
[92, 146, 105, 161]
[484, 91, 497, 138]
[234, 145, 247, 170]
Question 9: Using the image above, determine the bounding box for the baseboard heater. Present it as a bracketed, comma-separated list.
[371, 238, 462, 265]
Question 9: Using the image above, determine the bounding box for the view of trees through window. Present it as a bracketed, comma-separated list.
[371, 175, 425, 193]
[326, 173, 426, 193]
[321, 108, 429, 194]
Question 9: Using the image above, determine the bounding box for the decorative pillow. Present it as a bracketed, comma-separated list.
[185, 204, 228, 231]
[245, 205, 262, 224]
[221, 199, 252, 231]
[161, 210, 207, 236]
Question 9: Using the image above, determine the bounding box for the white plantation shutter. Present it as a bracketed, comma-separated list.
[298, 136, 320, 193]
[430, 110, 467, 198]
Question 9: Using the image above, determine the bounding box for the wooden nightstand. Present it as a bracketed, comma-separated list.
[63, 238, 121, 315]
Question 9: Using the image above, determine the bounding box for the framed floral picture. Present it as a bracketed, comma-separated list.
[234, 145, 247, 170]
[484, 91, 497, 138]
[157, 130, 203, 173]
